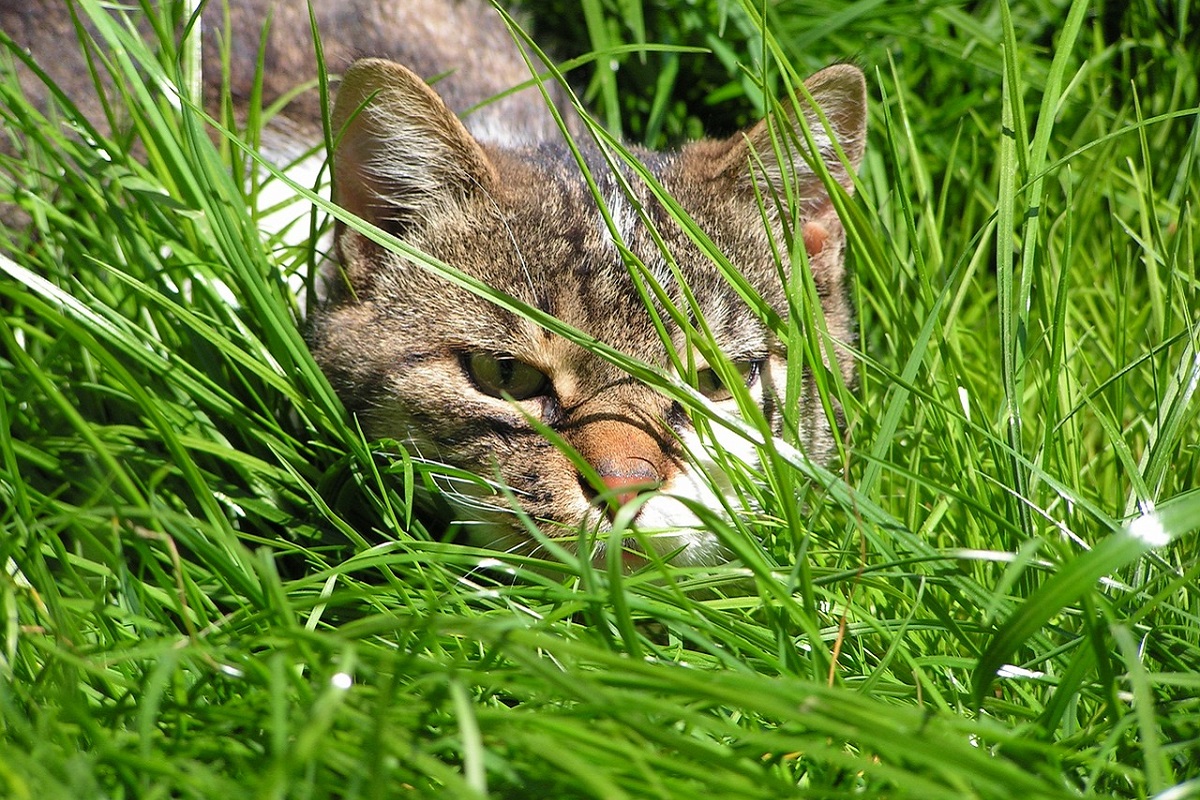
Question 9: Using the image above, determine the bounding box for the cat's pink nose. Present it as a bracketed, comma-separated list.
[594, 461, 661, 511]
[600, 473, 656, 507]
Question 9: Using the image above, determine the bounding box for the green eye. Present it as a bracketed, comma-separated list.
[695, 360, 762, 402]
[464, 353, 550, 400]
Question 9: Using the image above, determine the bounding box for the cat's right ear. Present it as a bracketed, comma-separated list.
[331, 58, 497, 232]
[725, 64, 867, 219]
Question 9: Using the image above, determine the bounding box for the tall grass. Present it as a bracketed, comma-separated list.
[2, 0, 1198, 797]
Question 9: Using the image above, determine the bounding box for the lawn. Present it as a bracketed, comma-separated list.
[1, 0, 1198, 797]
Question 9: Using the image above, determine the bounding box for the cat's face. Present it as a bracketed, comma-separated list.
[308, 59, 866, 567]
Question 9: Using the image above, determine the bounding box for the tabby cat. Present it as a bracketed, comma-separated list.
[2, 0, 866, 568]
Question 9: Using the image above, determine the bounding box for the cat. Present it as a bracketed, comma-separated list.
[2, 0, 866, 569]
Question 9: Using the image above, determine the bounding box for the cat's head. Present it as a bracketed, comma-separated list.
[308, 58, 866, 568]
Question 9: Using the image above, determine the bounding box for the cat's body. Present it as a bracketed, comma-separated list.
[2, 0, 865, 568]
[0, 0, 563, 222]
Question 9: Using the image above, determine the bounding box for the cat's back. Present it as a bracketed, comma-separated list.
[1, 0, 559, 146]
[213, 0, 561, 144]
[0, 0, 562, 232]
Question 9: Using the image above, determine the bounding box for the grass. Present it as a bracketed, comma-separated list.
[2, 0, 1199, 797]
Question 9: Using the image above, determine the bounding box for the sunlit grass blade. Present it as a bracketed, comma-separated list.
[974, 490, 1200, 704]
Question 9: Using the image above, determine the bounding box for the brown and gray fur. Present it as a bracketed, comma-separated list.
[2, 0, 866, 567]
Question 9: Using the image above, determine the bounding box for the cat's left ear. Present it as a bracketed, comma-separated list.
[705, 63, 867, 221]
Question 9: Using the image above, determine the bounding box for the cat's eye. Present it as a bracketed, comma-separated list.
[695, 360, 762, 402]
[464, 353, 550, 400]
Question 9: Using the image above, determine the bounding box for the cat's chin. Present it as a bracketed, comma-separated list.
[446, 462, 741, 573]
[456, 513, 729, 574]
[609, 528, 729, 570]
